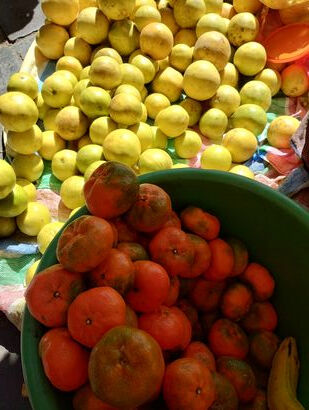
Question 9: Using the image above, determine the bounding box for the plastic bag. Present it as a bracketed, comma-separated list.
[260, 0, 309, 9]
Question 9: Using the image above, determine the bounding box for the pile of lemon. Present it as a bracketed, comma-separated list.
[0, 0, 303, 247]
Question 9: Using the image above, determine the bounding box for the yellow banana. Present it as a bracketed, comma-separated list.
[267, 337, 304, 410]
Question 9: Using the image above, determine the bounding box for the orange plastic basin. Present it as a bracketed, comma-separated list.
[263, 23, 309, 63]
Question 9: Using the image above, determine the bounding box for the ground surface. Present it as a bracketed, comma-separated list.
[0, 2, 45, 408]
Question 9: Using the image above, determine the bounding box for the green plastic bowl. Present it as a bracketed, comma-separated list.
[22, 169, 309, 409]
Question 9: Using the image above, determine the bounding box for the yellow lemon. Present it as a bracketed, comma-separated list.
[115, 84, 142, 101]
[78, 134, 92, 149]
[199, 108, 228, 141]
[204, 0, 223, 13]
[172, 163, 190, 168]
[210, 85, 240, 117]
[41, 73, 74, 108]
[76, 7, 109, 45]
[201, 145, 232, 171]
[25, 259, 41, 286]
[120, 63, 145, 92]
[220, 62, 239, 87]
[234, 42, 266, 76]
[76, 144, 104, 174]
[108, 19, 140, 56]
[56, 56, 83, 80]
[36, 93, 49, 120]
[227, 12, 259, 47]
[39, 131, 66, 161]
[90, 56, 122, 90]
[229, 104, 267, 136]
[267, 116, 300, 149]
[16, 179, 36, 202]
[134, 5, 161, 31]
[129, 53, 158, 84]
[141, 103, 148, 122]
[79, 86, 111, 119]
[91, 47, 123, 64]
[73, 79, 91, 107]
[156, 105, 189, 137]
[0, 92, 38, 133]
[55, 106, 89, 141]
[255, 68, 281, 97]
[60, 176, 85, 209]
[41, 0, 79, 26]
[84, 160, 106, 181]
[196, 13, 228, 37]
[12, 154, 44, 182]
[281, 64, 309, 98]
[52, 149, 78, 181]
[138, 148, 173, 174]
[160, 6, 179, 34]
[174, 130, 202, 158]
[174, 28, 197, 46]
[7, 72, 38, 100]
[180, 98, 202, 126]
[98, 0, 135, 20]
[229, 164, 255, 179]
[43, 108, 60, 131]
[36, 23, 69, 60]
[173, 0, 206, 28]
[7, 125, 42, 156]
[183, 60, 220, 101]
[193, 31, 231, 72]
[80, 66, 91, 80]
[222, 128, 258, 162]
[64, 37, 92, 66]
[0, 160, 16, 200]
[221, 3, 236, 18]
[152, 67, 183, 103]
[0, 185, 28, 217]
[169, 44, 193, 73]
[69, 207, 82, 218]
[233, 0, 262, 14]
[145, 93, 170, 119]
[17, 202, 51, 236]
[109, 94, 143, 126]
[103, 129, 141, 166]
[151, 126, 168, 149]
[129, 122, 154, 152]
[37, 221, 64, 254]
[240, 81, 272, 111]
[89, 116, 117, 145]
[0, 217, 16, 237]
[140, 22, 173, 61]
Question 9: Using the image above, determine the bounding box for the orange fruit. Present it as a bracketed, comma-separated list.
[163, 358, 215, 410]
[89, 326, 165, 408]
[25, 263, 84, 327]
[39, 328, 89, 392]
[68, 287, 126, 348]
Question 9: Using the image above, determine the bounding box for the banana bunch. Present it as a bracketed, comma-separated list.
[268, 337, 304, 410]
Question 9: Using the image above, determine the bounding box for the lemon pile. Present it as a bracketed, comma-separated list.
[0, 0, 303, 246]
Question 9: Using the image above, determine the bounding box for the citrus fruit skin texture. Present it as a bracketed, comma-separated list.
[267, 116, 300, 149]
[56, 215, 114, 273]
[89, 326, 165, 408]
[0, 159, 16, 200]
[39, 327, 89, 392]
[68, 286, 126, 348]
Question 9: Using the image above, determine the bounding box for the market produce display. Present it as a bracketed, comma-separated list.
[24, 161, 305, 409]
[0, 0, 308, 257]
